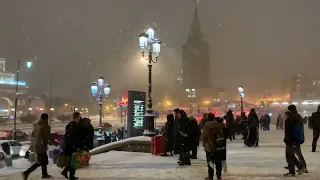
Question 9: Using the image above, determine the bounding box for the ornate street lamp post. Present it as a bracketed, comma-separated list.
[238, 86, 244, 113]
[91, 76, 111, 131]
[13, 60, 32, 140]
[138, 27, 161, 136]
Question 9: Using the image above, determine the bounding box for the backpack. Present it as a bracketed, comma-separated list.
[293, 124, 304, 145]
[212, 129, 226, 152]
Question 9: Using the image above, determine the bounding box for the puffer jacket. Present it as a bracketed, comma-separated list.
[201, 120, 225, 152]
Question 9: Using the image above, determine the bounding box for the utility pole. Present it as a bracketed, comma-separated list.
[49, 72, 53, 126]
[13, 60, 20, 140]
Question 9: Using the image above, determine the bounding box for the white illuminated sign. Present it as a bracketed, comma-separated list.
[133, 100, 144, 127]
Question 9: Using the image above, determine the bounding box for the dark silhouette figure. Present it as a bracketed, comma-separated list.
[173, 108, 181, 154]
[178, 110, 191, 166]
[224, 110, 235, 141]
[311, 105, 320, 152]
[61, 112, 81, 180]
[189, 116, 201, 159]
[247, 109, 259, 147]
[161, 114, 175, 156]
[79, 118, 94, 151]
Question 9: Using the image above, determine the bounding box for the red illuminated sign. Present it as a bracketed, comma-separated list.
[120, 91, 128, 107]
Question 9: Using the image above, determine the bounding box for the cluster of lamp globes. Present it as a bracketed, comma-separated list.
[238, 86, 244, 98]
[138, 27, 161, 58]
[90, 76, 111, 98]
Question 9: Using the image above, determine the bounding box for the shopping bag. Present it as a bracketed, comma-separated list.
[56, 154, 70, 168]
[70, 151, 91, 169]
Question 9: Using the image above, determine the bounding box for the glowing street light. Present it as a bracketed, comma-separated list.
[91, 76, 111, 130]
[138, 26, 161, 136]
[238, 86, 245, 112]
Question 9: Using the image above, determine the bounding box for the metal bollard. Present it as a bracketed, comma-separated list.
[4, 156, 12, 167]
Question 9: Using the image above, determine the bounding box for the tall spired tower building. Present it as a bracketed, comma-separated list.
[182, 0, 210, 89]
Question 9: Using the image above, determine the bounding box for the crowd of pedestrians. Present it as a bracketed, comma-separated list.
[19, 103, 320, 179]
[22, 112, 94, 180]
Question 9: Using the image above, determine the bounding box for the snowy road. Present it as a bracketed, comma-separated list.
[1, 128, 320, 179]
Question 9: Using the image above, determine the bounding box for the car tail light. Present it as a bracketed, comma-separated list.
[54, 138, 59, 142]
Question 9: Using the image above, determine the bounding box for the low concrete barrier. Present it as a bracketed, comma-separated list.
[90, 136, 151, 155]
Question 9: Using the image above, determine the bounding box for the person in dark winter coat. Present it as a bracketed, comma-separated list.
[240, 112, 249, 144]
[178, 110, 191, 166]
[199, 113, 208, 130]
[61, 112, 81, 180]
[202, 114, 225, 180]
[189, 116, 201, 159]
[161, 114, 175, 156]
[216, 117, 228, 173]
[224, 110, 235, 141]
[247, 109, 259, 147]
[79, 118, 94, 151]
[173, 108, 181, 154]
[22, 113, 52, 180]
[283, 105, 307, 176]
[311, 105, 320, 152]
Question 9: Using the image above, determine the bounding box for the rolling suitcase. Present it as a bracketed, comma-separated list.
[151, 136, 164, 155]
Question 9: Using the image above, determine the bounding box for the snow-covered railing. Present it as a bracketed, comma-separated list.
[90, 136, 151, 155]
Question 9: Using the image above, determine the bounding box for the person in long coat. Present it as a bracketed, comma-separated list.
[178, 110, 191, 166]
[23, 114, 52, 180]
[79, 118, 94, 151]
[173, 108, 181, 154]
[247, 109, 260, 147]
[161, 114, 175, 156]
[189, 116, 201, 159]
[61, 112, 81, 180]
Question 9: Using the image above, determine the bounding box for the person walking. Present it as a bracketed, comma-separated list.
[217, 117, 228, 173]
[311, 105, 320, 152]
[202, 113, 225, 180]
[161, 114, 174, 156]
[284, 105, 307, 176]
[22, 113, 52, 180]
[61, 112, 81, 180]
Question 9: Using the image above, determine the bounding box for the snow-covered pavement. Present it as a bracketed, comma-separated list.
[1, 128, 320, 179]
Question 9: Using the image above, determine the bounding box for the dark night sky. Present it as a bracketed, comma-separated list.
[1, 0, 320, 101]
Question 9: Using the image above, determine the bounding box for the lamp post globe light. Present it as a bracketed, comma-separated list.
[138, 26, 161, 136]
[91, 76, 111, 131]
[238, 86, 244, 113]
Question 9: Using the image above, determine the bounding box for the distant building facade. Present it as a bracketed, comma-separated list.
[181, 1, 210, 90]
[282, 73, 319, 100]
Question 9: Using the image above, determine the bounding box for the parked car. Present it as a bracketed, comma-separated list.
[0, 129, 28, 140]
[0, 140, 22, 159]
[50, 132, 64, 146]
